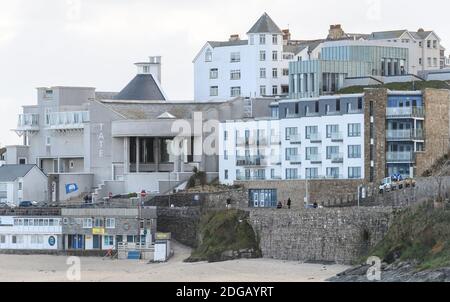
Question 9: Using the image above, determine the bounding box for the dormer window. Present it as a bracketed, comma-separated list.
[205, 49, 212, 62]
[142, 66, 150, 73]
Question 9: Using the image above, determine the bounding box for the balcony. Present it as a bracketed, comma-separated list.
[308, 133, 322, 143]
[236, 175, 267, 181]
[386, 152, 414, 163]
[330, 153, 344, 163]
[236, 156, 268, 167]
[16, 114, 39, 131]
[348, 109, 364, 114]
[305, 112, 321, 117]
[46, 111, 89, 131]
[289, 134, 302, 144]
[325, 174, 344, 179]
[307, 154, 322, 163]
[270, 136, 281, 145]
[386, 107, 424, 119]
[330, 132, 343, 142]
[288, 155, 302, 164]
[387, 129, 424, 141]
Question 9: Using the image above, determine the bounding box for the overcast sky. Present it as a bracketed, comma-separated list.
[1, 0, 449, 146]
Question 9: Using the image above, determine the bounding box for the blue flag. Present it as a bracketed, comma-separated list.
[66, 183, 79, 194]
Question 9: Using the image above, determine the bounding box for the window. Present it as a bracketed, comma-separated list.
[210, 86, 218, 97]
[305, 126, 318, 139]
[348, 123, 361, 137]
[326, 125, 339, 138]
[260, 68, 266, 78]
[260, 86, 266, 96]
[260, 51, 266, 61]
[230, 70, 241, 80]
[433, 58, 438, 67]
[281, 85, 289, 95]
[419, 58, 422, 65]
[348, 145, 362, 159]
[209, 68, 218, 79]
[272, 68, 278, 79]
[272, 34, 278, 45]
[326, 146, 339, 159]
[224, 150, 228, 160]
[205, 49, 212, 62]
[45, 136, 51, 146]
[236, 170, 241, 180]
[230, 52, 240, 63]
[18, 182, 23, 190]
[0, 235, 5, 244]
[260, 34, 266, 45]
[104, 236, 114, 246]
[44, 89, 54, 98]
[230, 87, 241, 97]
[305, 168, 319, 179]
[348, 167, 362, 179]
[272, 86, 278, 95]
[306, 147, 318, 161]
[82, 218, 92, 228]
[105, 218, 115, 229]
[326, 168, 340, 179]
[69, 160, 75, 169]
[427, 40, 431, 48]
[285, 148, 298, 161]
[94, 218, 104, 228]
[282, 69, 289, 76]
[285, 127, 298, 140]
[433, 40, 437, 49]
[224, 131, 228, 141]
[0, 183, 7, 199]
[427, 57, 432, 67]
[224, 170, 229, 180]
[285, 168, 298, 180]
[272, 51, 278, 61]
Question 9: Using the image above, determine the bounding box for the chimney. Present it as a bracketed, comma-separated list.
[229, 34, 240, 42]
[135, 56, 162, 84]
[327, 24, 345, 40]
[418, 28, 425, 33]
[282, 29, 291, 43]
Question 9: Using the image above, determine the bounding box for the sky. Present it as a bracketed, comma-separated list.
[1, 0, 449, 146]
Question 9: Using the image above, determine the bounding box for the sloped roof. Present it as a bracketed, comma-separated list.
[114, 74, 166, 101]
[369, 30, 408, 40]
[247, 13, 282, 34]
[207, 40, 249, 48]
[411, 30, 433, 40]
[0, 165, 39, 182]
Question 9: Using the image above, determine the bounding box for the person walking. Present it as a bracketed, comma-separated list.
[287, 198, 292, 209]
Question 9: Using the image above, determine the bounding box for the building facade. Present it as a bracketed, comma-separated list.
[194, 13, 297, 101]
[219, 88, 450, 207]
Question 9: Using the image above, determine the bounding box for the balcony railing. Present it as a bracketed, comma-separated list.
[17, 114, 39, 130]
[308, 132, 322, 142]
[270, 136, 281, 145]
[236, 175, 267, 181]
[306, 154, 322, 162]
[330, 153, 344, 163]
[386, 129, 424, 140]
[330, 132, 343, 141]
[46, 111, 89, 130]
[386, 107, 424, 118]
[348, 109, 364, 114]
[236, 156, 267, 167]
[288, 155, 302, 163]
[325, 174, 344, 179]
[386, 152, 414, 162]
[289, 134, 301, 144]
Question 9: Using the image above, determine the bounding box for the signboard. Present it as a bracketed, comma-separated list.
[48, 236, 56, 247]
[156, 233, 171, 240]
[65, 183, 79, 194]
[92, 227, 105, 235]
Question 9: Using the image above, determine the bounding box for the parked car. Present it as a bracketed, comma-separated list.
[0, 202, 8, 208]
[19, 201, 34, 208]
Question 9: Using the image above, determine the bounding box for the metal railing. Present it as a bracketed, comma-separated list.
[46, 111, 89, 128]
[236, 156, 267, 167]
[17, 114, 39, 128]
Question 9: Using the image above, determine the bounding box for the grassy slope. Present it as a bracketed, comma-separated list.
[186, 209, 261, 263]
[368, 202, 450, 270]
[338, 80, 450, 94]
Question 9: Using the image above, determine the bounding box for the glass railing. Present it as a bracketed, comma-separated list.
[236, 156, 267, 166]
[330, 132, 343, 141]
[387, 129, 424, 140]
[386, 107, 424, 118]
[236, 175, 267, 181]
[289, 134, 302, 143]
[386, 152, 414, 162]
[288, 155, 302, 163]
[17, 114, 39, 128]
[46, 111, 89, 128]
[308, 132, 322, 142]
[330, 153, 344, 163]
[306, 154, 322, 162]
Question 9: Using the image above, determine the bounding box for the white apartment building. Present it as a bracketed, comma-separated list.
[219, 95, 365, 185]
[193, 13, 296, 101]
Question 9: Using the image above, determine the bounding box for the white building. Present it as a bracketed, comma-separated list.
[219, 94, 365, 185]
[0, 165, 48, 205]
[193, 13, 296, 102]
[0, 215, 62, 250]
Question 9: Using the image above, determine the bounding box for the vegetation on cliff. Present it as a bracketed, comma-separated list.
[185, 209, 262, 263]
[368, 201, 450, 270]
[338, 80, 450, 94]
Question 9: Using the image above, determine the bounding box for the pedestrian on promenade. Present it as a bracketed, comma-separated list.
[287, 198, 292, 209]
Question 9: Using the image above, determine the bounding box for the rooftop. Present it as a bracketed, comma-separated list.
[247, 13, 283, 34]
[0, 164, 41, 182]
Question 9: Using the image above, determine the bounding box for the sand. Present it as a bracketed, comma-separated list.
[0, 242, 348, 282]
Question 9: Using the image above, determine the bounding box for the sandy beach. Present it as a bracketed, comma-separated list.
[0, 242, 348, 282]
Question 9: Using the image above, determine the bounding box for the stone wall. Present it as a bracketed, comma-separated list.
[249, 207, 394, 265]
[156, 207, 201, 248]
[416, 89, 450, 176]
